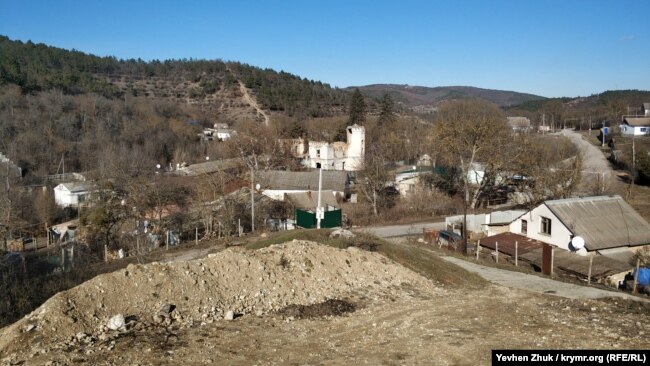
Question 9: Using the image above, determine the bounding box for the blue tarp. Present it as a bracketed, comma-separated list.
[635, 267, 650, 286]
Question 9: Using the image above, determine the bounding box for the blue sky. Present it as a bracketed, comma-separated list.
[1, 0, 648, 97]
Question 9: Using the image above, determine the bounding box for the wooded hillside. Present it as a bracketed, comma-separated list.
[0, 36, 349, 119]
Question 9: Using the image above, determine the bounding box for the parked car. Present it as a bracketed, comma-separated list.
[437, 230, 461, 249]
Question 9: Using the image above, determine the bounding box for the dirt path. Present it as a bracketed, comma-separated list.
[442, 256, 647, 302]
[560, 129, 619, 193]
[356, 221, 445, 238]
[226, 65, 270, 126]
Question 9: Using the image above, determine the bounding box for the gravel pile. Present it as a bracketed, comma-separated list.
[0, 240, 442, 357]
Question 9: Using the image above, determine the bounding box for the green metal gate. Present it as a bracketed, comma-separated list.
[295, 208, 342, 229]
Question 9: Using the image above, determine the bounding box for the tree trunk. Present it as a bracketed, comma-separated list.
[460, 183, 469, 255]
[372, 191, 378, 216]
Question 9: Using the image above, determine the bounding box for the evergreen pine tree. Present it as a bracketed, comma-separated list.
[377, 93, 395, 128]
[348, 88, 366, 126]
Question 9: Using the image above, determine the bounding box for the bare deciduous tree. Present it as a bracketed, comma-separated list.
[358, 145, 390, 217]
[432, 99, 512, 254]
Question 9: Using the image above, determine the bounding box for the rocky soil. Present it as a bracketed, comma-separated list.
[0, 240, 443, 364]
[1, 240, 648, 365]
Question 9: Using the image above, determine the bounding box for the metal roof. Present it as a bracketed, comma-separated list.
[256, 170, 349, 192]
[507, 116, 531, 128]
[285, 190, 340, 210]
[177, 157, 244, 176]
[55, 181, 97, 193]
[544, 195, 650, 251]
[479, 232, 543, 256]
[520, 249, 631, 278]
[623, 117, 650, 127]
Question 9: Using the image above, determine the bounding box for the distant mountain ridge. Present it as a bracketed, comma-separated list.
[350, 84, 546, 111]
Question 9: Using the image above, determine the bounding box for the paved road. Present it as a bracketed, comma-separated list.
[442, 256, 647, 302]
[356, 221, 445, 238]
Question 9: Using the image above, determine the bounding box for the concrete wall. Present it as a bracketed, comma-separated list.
[446, 213, 487, 234]
[446, 210, 525, 235]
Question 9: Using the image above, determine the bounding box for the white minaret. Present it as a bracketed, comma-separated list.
[345, 125, 365, 171]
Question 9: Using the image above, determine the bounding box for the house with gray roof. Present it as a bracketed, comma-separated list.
[620, 102, 650, 136]
[507, 117, 532, 133]
[509, 195, 650, 254]
[255, 170, 350, 201]
[620, 117, 650, 136]
[174, 157, 244, 176]
[285, 190, 340, 211]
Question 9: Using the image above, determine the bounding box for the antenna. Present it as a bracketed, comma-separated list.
[570, 236, 585, 251]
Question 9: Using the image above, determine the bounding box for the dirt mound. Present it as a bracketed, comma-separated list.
[0, 240, 442, 356]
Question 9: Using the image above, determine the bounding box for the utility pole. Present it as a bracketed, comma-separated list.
[250, 167, 255, 232]
[316, 168, 323, 229]
[632, 136, 636, 171]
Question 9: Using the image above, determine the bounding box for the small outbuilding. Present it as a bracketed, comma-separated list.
[53, 182, 98, 208]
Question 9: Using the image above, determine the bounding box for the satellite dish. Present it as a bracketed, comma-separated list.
[570, 236, 585, 250]
[255, 183, 261, 191]
[156, 164, 161, 169]
[206, 156, 210, 161]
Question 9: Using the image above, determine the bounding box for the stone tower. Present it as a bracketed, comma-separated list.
[345, 125, 365, 171]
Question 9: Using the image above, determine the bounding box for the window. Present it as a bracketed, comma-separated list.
[521, 219, 527, 235]
[540, 216, 552, 235]
[316, 149, 321, 157]
[641, 127, 648, 132]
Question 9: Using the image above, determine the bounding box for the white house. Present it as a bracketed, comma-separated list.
[291, 125, 365, 171]
[200, 123, 236, 141]
[255, 170, 349, 201]
[620, 117, 650, 136]
[509, 195, 650, 255]
[393, 166, 435, 196]
[507, 117, 532, 133]
[54, 182, 98, 208]
[467, 162, 486, 185]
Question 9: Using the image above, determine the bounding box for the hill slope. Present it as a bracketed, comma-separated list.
[0, 35, 349, 120]
[351, 84, 545, 110]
